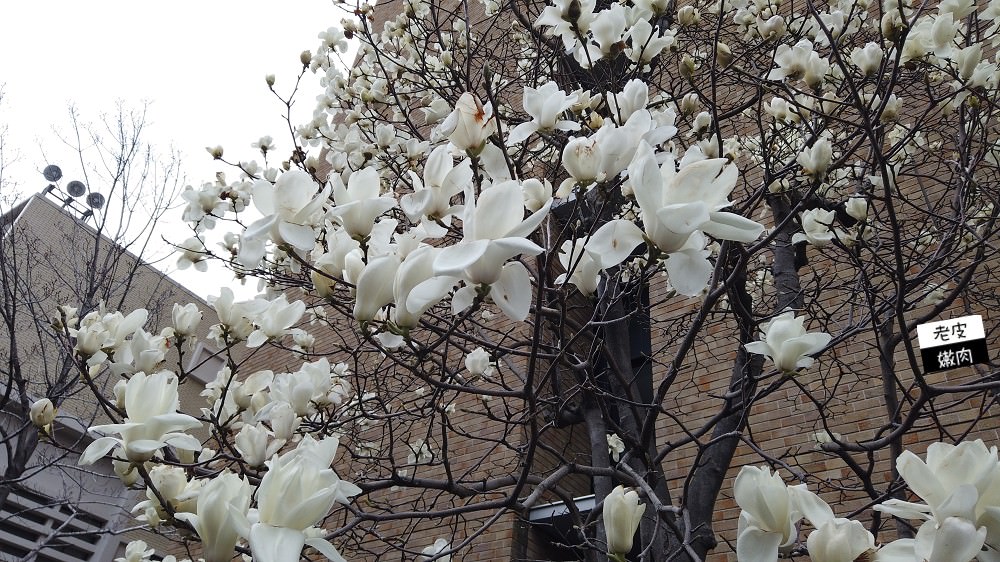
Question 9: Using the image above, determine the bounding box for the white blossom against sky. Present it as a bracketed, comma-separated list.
[0, 0, 341, 297]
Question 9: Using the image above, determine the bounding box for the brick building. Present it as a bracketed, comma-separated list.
[0, 191, 226, 561]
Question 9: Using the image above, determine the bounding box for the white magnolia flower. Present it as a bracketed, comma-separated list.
[507, 82, 580, 144]
[420, 538, 451, 562]
[603, 485, 644, 556]
[797, 138, 834, 179]
[176, 237, 208, 272]
[768, 39, 830, 88]
[876, 441, 1000, 524]
[464, 347, 496, 378]
[171, 303, 202, 337]
[327, 166, 396, 238]
[235, 423, 283, 467]
[440, 92, 497, 155]
[400, 145, 469, 232]
[534, 0, 597, 52]
[586, 142, 763, 295]
[249, 436, 360, 562]
[554, 238, 602, 296]
[744, 310, 832, 372]
[246, 294, 306, 348]
[175, 472, 251, 562]
[851, 42, 884, 75]
[412, 180, 552, 322]
[607, 433, 625, 462]
[793, 208, 842, 247]
[845, 197, 869, 222]
[30, 398, 55, 430]
[806, 518, 876, 562]
[80, 371, 202, 464]
[734, 465, 834, 562]
[240, 169, 330, 267]
[116, 540, 155, 562]
[560, 137, 604, 194]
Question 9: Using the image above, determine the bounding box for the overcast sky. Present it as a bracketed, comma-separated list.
[0, 1, 345, 299]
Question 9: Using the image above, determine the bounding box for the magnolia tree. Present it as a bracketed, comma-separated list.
[0, 105, 182, 555]
[65, 0, 1000, 561]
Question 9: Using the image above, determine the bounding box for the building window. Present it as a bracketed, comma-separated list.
[185, 342, 226, 385]
[0, 484, 109, 562]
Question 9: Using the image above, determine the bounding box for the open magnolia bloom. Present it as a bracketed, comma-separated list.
[586, 142, 763, 295]
[80, 371, 202, 464]
[744, 310, 832, 372]
[734, 465, 835, 562]
[174, 472, 251, 562]
[246, 436, 360, 562]
[239, 169, 331, 267]
[806, 518, 877, 562]
[409, 180, 551, 322]
[327, 166, 397, 239]
[874, 440, 1000, 562]
[506, 82, 580, 145]
[400, 145, 469, 236]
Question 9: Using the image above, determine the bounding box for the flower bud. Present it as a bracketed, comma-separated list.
[171, 303, 202, 337]
[30, 398, 55, 430]
[677, 5, 701, 26]
[603, 486, 643, 556]
[265, 74, 276, 87]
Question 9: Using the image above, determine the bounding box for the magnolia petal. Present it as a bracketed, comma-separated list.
[789, 485, 835, 528]
[246, 330, 268, 348]
[506, 197, 553, 240]
[492, 262, 532, 322]
[936, 484, 980, 523]
[897, 451, 948, 509]
[626, 142, 662, 218]
[126, 439, 168, 456]
[434, 239, 490, 277]
[407, 276, 460, 318]
[923, 517, 987, 562]
[305, 537, 348, 562]
[874, 499, 935, 521]
[78, 436, 120, 465]
[586, 220, 645, 269]
[737, 526, 783, 562]
[743, 341, 773, 357]
[507, 122, 539, 145]
[704, 211, 765, 243]
[652, 203, 709, 250]
[451, 285, 478, 315]
[354, 255, 402, 322]
[251, 179, 277, 215]
[874, 539, 916, 562]
[474, 181, 527, 240]
[665, 250, 712, 296]
[249, 523, 306, 562]
[671, 158, 735, 207]
[163, 433, 203, 452]
[277, 221, 317, 251]
[480, 143, 512, 182]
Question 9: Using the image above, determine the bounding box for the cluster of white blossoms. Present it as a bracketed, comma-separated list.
[64, 0, 1000, 557]
[69, 296, 360, 562]
[737, 440, 1000, 562]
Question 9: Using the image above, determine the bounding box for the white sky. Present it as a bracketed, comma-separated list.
[0, 0, 347, 300]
